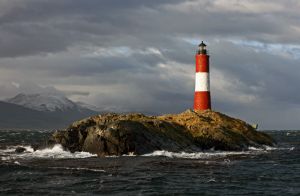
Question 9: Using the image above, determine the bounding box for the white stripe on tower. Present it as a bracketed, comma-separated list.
[195, 72, 210, 92]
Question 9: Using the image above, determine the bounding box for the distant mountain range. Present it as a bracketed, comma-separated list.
[0, 93, 100, 130]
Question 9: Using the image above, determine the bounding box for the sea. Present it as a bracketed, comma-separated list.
[0, 130, 299, 195]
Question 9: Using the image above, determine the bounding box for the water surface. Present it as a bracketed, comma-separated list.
[0, 130, 299, 195]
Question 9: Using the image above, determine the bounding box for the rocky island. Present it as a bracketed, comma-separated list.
[39, 109, 275, 157]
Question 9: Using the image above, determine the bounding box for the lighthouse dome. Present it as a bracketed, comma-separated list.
[198, 41, 207, 54]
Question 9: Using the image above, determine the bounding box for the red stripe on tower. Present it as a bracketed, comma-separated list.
[194, 41, 211, 110]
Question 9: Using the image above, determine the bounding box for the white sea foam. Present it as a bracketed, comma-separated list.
[248, 145, 295, 151]
[1, 156, 10, 161]
[28, 145, 97, 159]
[0, 144, 295, 161]
[141, 144, 296, 159]
[142, 150, 256, 159]
[247, 146, 267, 151]
[14, 161, 20, 165]
[286, 131, 299, 136]
[289, 147, 295, 151]
[0, 144, 97, 160]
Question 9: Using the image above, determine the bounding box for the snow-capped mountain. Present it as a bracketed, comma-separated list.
[6, 93, 78, 112]
[0, 93, 99, 129]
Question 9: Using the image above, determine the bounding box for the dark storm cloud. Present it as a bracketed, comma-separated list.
[0, 46, 165, 80]
[1, 0, 300, 58]
[0, 0, 183, 57]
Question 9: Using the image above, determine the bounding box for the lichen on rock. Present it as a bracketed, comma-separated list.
[45, 109, 275, 156]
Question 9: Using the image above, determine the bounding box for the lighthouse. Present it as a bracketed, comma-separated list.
[194, 41, 211, 110]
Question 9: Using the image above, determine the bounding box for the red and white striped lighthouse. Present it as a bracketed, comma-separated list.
[194, 41, 211, 110]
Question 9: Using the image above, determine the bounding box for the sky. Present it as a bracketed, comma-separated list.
[0, 0, 300, 129]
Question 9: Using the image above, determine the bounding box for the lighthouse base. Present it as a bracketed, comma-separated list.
[194, 91, 211, 110]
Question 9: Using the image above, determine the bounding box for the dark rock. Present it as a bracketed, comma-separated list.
[15, 146, 26, 153]
[30, 143, 40, 151]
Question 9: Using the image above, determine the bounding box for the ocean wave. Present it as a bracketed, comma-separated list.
[141, 145, 296, 159]
[248, 145, 295, 151]
[286, 131, 300, 136]
[0, 144, 295, 161]
[142, 150, 256, 159]
[0, 144, 97, 160]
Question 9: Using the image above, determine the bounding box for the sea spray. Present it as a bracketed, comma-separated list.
[0, 144, 97, 160]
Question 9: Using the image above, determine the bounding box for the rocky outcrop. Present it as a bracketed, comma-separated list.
[46, 110, 275, 156]
[15, 146, 26, 153]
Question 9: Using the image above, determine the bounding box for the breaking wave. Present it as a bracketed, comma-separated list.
[1, 144, 295, 161]
[142, 145, 295, 159]
[0, 144, 97, 161]
[142, 150, 254, 159]
[248, 145, 295, 151]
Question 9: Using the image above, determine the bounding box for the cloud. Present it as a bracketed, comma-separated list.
[0, 0, 300, 129]
[0, 81, 89, 100]
[166, 0, 285, 14]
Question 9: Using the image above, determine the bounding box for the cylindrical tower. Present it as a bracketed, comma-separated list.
[194, 41, 211, 110]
